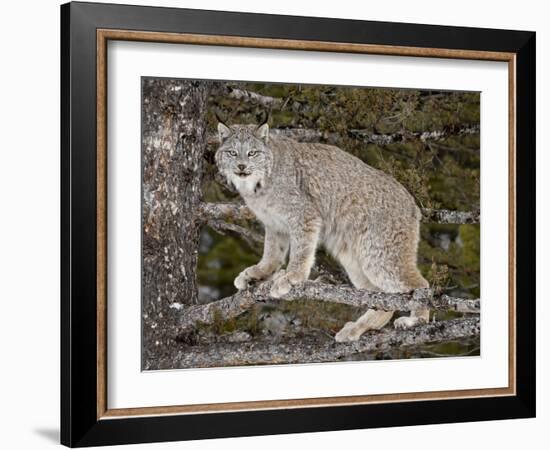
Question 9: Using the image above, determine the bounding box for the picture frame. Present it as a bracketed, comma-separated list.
[60, 1, 535, 447]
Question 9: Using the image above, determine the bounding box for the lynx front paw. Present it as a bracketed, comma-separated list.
[393, 316, 425, 330]
[335, 322, 361, 342]
[271, 269, 287, 282]
[234, 271, 250, 290]
[234, 266, 265, 290]
[269, 274, 292, 298]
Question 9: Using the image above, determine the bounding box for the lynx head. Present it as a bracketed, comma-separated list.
[215, 121, 273, 196]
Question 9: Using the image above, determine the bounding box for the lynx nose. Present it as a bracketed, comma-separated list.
[237, 164, 247, 171]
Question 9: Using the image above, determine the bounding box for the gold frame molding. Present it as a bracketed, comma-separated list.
[96, 29, 517, 420]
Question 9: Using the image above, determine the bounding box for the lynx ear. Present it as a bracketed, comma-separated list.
[217, 122, 232, 143]
[255, 123, 269, 143]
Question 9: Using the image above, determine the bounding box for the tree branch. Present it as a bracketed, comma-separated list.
[197, 202, 256, 222]
[215, 85, 312, 113]
[350, 124, 480, 144]
[206, 219, 263, 253]
[215, 86, 481, 144]
[166, 317, 479, 369]
[421, 208, 480, 224]
[179, 280, 479, 329]
[198, 202, 479, 225]
[207, 124, 479, 147]
[222, 86, 284, 109]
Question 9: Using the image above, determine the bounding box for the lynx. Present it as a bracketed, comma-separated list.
[215, 121, 429, 342]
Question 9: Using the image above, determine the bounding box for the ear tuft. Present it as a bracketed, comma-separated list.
[255, 123, 269, 143]
[217, 123, 232, 142]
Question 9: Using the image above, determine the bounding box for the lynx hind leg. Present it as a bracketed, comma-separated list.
[336, 248, 379, 290]
[335, 309, 394, 343]
[363, 258, 428, 294]
[358, 227, 429, 332]
[333, 248, 391, 342]
[394, 308, 430, 330]
[359, 217, 428, 294]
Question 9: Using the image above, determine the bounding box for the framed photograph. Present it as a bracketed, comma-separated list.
[61, 1, 535, 447]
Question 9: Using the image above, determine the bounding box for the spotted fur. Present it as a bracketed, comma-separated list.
[215, 122, 429, 341]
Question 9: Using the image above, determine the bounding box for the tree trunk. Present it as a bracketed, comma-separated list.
[141, 78, 210, 368]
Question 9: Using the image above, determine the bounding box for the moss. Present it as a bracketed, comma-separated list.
[459, 224, 480, 271]
[427, 260, 451, 292]
[198, 81, 480, 350]
[421, 338, 480, 357]
[196, 299, 363, 338]
[279, 299, 362, 332]
[197, 229, 259, 298]
[418, 224, 480, 298]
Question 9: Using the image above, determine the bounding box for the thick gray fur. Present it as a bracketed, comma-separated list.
[215, 122, 430, 342]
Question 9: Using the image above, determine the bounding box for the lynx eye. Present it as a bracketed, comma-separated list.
[248, 150, 257, 157]
[227, 150, 238, 157]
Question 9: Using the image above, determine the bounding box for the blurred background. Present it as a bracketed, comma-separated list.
[196, 81, 480, 360]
